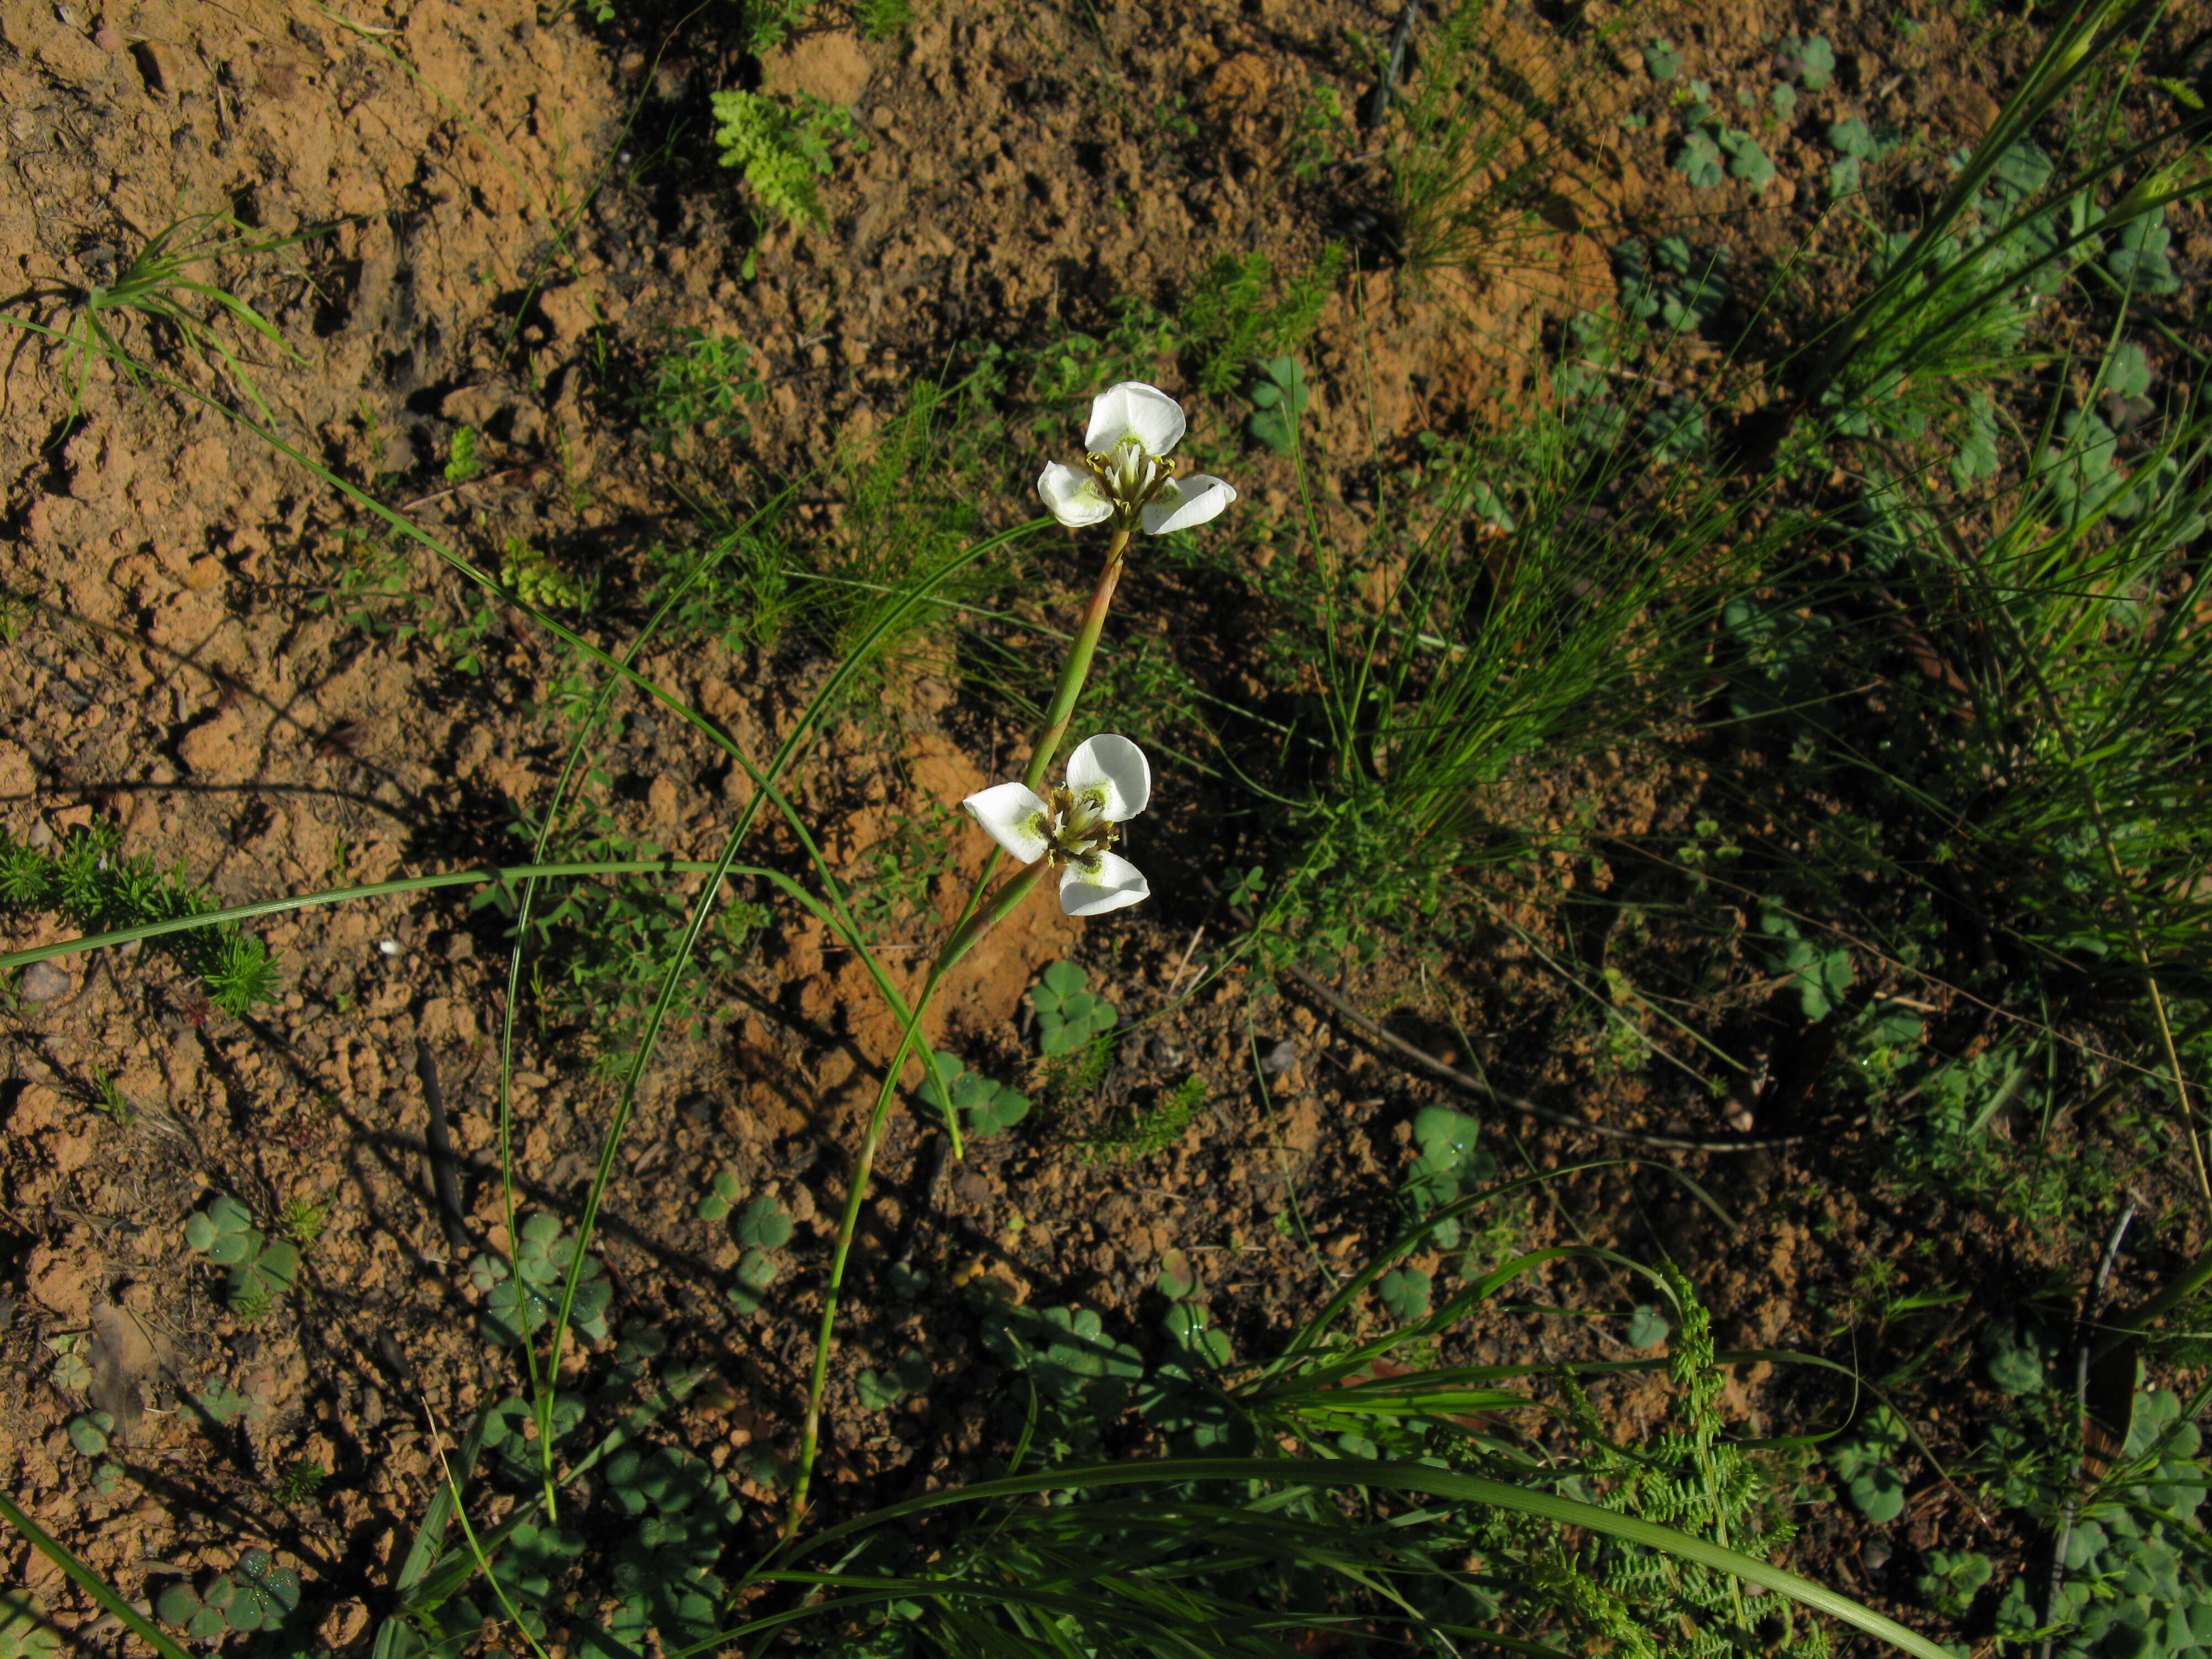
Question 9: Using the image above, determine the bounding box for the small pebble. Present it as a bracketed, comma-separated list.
[18, 961, 72, 1002]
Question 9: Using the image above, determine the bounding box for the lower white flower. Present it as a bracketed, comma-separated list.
[961, 734, 1152, 916]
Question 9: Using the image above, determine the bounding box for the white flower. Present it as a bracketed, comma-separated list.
[961, 734, 1152, 916]
[1037, 382, 1237, 535]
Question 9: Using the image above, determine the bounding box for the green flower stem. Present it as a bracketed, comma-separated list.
[786, 535, 1131, 1535]
[1025, 526, 1131, 790]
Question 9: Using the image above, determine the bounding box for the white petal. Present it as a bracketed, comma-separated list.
[961, 782, 1052, 863]
[1140, 474, 1237, 535]
[1065, 734, 1150, 821]
[1084, 382, 1185, 458]
[1037, 462, 1113, 528]
[1060, 851, 1150, 916]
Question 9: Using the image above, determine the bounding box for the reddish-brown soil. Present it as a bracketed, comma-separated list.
[3, 0, 2206, 1653]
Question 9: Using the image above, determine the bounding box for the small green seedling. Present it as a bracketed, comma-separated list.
[45, 1335, 90, 1395]
[1156, 1249, 1199, 1302]
[729, 1248, 779, 1316]
[1154, 1250, 1231, 1365]
[1760, 908, 1855, 1020]
[856, 1350, 931, 1411]
[1984, 1321, 2057, 1396]
[735, 1196, 794, 1249]
[1779, 33, 1835, 90]
[467, 1212, 613, 1345]
[696, 1170, 743, 1222]
[185, 1384, 254, 1429]
[276, 1195, 327, 1250]
[271, 1460, 326, 1505]
[0, 1590, 61, 1659]
[1915, 1549, 1992, 1619]
[916, 1052, 1031, 1139]
[156, 1548, 300, 1639]
[1244, 356, 1309, 455]
[66, 1411, 113, 1458]
[980, 1302, 1145, 1410]
[479, 1393, 587, 1481]
[1626, 1305, 1672, 1350]
[1378, 1267, 1432, 1324]
[184, 1195, 301, 1317]
[445, 425, 482, 484]
[1642, 39, 1681, 80]
[1029, 962, 1119, 1057]
[1828, 1405, 1911, 1522]
[1403, 1105, 1491, 1249]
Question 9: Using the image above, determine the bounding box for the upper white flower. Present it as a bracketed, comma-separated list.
[961, 734, 1152, 916]
[1037, 383, 1238, 535]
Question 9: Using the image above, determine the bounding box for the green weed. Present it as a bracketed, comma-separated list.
[20, 213, 314, 422]
[711, 90, 867, 231]
[0, 824, 280, 1016]
[1077, 1074, 1206, 1162]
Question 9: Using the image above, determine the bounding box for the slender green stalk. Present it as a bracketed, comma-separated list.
[1026, 527, 1131, 787]
[0, 1489, 196, 1659]
[0, 860, 726, 972]
[785, 528, 1134, 1532]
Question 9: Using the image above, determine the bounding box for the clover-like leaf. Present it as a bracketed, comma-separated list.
[66, 1411, 114, 1458]
[1378, 1267, 1432, 1323]
[1673, 130, 1724, 189]
[1030, 961, 1087, 1014]
[186, 1195, 257, 1262]
[1719, 129, 1775, 188]
[1626, 1305, 1671, 1350]
[1164, 1301, 1233, 1367]
[1848, 1465, 1906, 1524]
[227, 1548, 300, 1632]
[47, 1339, 91, 1396]
[697, 1170, 742, 1222]
[155, 1584, 206, 1634]
[0, 1591, 60, 1659]
[728, 1248, 779, 1315]
[1156, 1248, 1198, 1302]
[856, 1350, 931, 1412]
[1984, 1322, 2054, 1396]
[1781, 32, 1834, 90]
[735, 1196, 794, 1250]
